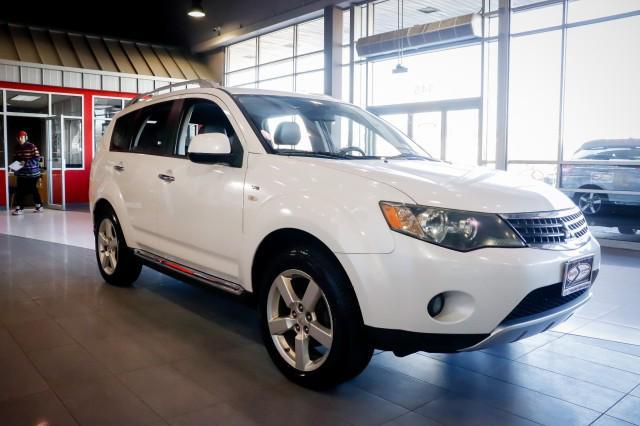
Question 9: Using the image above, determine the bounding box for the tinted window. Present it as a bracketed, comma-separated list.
[131, 101, 176, 155]
[110, 112, 136, 152]
[176, 100, 239, 157]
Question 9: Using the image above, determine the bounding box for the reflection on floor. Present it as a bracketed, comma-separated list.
[0, 234, 639, 424]
[0, 209, 93, 249]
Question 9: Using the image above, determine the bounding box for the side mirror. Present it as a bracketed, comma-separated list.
[188, 132, 239, 165]
[273, 122, 301, 146]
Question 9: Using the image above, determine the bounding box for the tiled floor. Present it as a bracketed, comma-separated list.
[0, 224, 639, 425]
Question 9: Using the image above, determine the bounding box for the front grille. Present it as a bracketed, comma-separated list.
[503, 281, 590, 323]
[502, 208, 589, 248]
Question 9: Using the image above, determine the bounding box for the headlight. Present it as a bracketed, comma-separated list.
[380, 202, 525, 251]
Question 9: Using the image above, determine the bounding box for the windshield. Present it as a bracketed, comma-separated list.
[234, 95, 431, 159]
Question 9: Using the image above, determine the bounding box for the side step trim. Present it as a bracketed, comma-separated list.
[133, 249, 244, 295]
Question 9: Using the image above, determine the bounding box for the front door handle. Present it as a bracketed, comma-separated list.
[158, 173, 175, 183]
[113, 163, 125, 172]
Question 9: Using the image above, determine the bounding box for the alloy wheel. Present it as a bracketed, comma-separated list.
[578, 192, 603, 215]
[266, 269, 334, 372]
[97, 218, 119, 275]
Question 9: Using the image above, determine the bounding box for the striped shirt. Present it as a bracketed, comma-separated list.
[14, 142, 41, 178]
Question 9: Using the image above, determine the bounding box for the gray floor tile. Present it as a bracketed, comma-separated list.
[373, 352, 601, 425]
[0, 299, 49, 326]
[600, 306, 640, 330]
[422, 350, 514, 375]
[562, 335, 640, 358]
[81, 334, 165, 374]
[544, 336, 640, 374]
[0, 328, 24, 360]
[350, 363, 445, 410]
[168, 402, 259, 426]
[0, 353, 49, 402]
[7, 318, 75, 353]
[28, 344, 111, 388]
[575, 301, 620, 320]
[56, 376, 162, 426]
[0, 390, 78, 426]
[632, 385, 640, 397]
[518, 349, 640, 393]
[34, 294, 99, 319]
[571, 321, 640, 346]
[592, 415, 637, 426]
[416, 392, 537, 426]
[118, 364, 220, 419]
[276, 381, 408, 426]
[56, 313, 125, 342]
[606, 395, 640, 425]
[382, 411, 442, 426]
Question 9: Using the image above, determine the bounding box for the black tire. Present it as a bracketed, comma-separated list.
[94, 207, 142, 287]
[258, 243, 373, 389]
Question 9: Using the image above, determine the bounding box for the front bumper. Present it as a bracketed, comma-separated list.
[336, 231, 601, 350]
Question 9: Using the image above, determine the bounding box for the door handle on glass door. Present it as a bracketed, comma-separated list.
[158, 173, 175, 183]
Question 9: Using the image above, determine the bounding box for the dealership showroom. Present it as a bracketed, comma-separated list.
[0, 0, 640, 424]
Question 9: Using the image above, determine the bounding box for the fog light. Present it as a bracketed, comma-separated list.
[427, 294, 445, 318]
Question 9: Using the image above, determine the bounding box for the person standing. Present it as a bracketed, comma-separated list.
[12, 130, 44, 215]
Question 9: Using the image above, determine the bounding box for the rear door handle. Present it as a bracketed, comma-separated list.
[158, 173, 175, 183]
[113, 163, 125, 172]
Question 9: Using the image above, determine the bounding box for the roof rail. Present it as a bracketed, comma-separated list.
[127, 79, 219, 106]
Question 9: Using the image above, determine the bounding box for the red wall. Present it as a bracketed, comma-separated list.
[0, 170, 5, 206]
[0, 81, 136, 206]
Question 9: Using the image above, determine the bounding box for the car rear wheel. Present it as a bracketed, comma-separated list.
[258, 244, 373, 388]
[95, 209, 141, 286]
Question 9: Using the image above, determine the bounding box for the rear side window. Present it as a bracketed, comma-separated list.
[131, 101, 176, 156]
[110, 112, 136, 152]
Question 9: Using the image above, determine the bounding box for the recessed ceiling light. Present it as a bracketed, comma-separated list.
[418, 6, 439, 14]
[11, 95, 40, 102]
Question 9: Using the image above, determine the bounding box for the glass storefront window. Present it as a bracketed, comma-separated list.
[259, 27, 294, 64]
[297, 18, 324, 55]
[569, 0, 640, 23]
[370, 45, 481, 105]
[446, 109, 480, 165]
[562, 16, 640, 161]
[259, 59, 293, 81]
[227, 39, 256, 72]
[226, 68, 257, 87]
[412, 112, 442, 159]
[297, 53, 324, 73]
[52, 95, 82, 116]
[295, 71, 324, 94]
[258, 76, 294, 92]
[94, 97, 123, 119]
[6, 91, 48, 114]
[511, 2, 562, 33]
[508, 163, 558, 187]
[507, 30, 562, 161]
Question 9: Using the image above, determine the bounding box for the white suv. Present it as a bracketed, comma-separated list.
[90, 80, 600, 388]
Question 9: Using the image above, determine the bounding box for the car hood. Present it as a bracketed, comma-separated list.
[309, 158, 575, 213]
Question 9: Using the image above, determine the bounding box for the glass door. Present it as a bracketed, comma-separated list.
[412, 112, 442, 159]
[47, 116, 66, 209]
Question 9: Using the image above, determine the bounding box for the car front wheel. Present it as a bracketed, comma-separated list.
[259, 244, 372, 388]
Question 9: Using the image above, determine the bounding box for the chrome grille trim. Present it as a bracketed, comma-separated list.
[500, 207, 591, 250]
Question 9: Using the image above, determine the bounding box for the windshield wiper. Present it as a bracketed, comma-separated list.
[276, 151, 347, 159]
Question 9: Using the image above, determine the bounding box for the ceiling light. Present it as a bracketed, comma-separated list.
[11, 95, 40, 102]
[188, 0, 206, 18]
[392, 64, 408, 74]
[418, 6, 439, 14]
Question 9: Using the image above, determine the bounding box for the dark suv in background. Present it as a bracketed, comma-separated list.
[561, 138, 640, 216]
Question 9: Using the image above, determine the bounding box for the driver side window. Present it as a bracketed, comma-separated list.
[176, 99, 237, 157]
